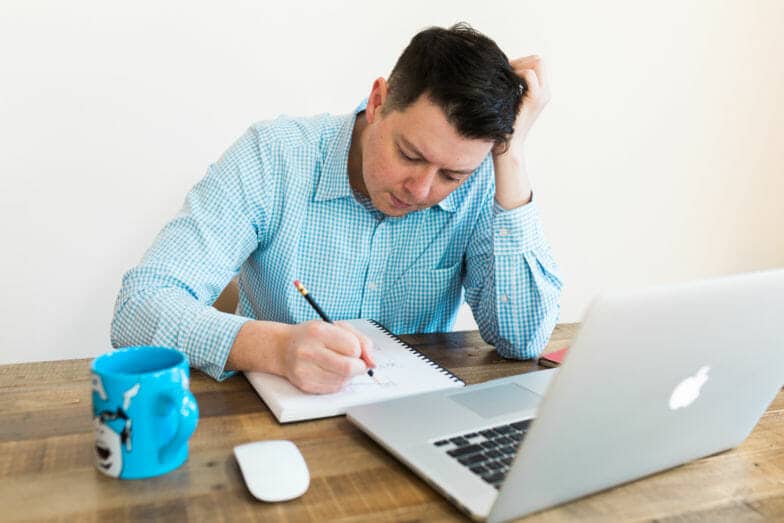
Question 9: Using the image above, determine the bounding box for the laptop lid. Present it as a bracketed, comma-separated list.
[489, 269, 784, 521]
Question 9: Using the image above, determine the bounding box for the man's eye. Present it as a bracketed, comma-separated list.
[398, 149, 418, 162]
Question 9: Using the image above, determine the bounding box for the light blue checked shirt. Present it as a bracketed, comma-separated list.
[112, 101, 563, 381]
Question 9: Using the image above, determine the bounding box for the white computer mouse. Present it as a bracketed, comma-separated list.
[233, 440, 310, 502]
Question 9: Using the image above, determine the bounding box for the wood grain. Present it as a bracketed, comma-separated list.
[1, 323, 781, 522]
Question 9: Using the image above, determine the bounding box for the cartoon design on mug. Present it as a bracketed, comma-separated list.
[94, 413, 124, 476]
[92, 377, 140, 478]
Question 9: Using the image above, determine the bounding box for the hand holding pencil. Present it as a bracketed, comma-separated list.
[271, 280, 376, 394]
[293, 280, 376, 377]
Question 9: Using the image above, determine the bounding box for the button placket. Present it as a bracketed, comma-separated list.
[360, 219, 390, 317]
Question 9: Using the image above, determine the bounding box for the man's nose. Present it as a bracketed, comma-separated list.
[402, 166, 437, 203]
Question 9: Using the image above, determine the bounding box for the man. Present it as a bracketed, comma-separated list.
[111, 23, 562, 393]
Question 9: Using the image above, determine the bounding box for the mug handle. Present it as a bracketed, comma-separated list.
[158, 389, 199, 465]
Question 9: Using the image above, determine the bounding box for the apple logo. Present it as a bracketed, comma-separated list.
[669, 366, 710, 410]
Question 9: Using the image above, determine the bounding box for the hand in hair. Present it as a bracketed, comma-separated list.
[491, 55, 550, 210]
[508, 55, 551, 148]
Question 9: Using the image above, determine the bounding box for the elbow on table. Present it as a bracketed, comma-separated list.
[482, 305, 561, 361]
[492, 336, 545, 361]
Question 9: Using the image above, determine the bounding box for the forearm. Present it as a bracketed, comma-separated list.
[464, 200, 563, 359]
[492, 146, 532, 210]
[474, 52, 557, 354]
[489, 248, 562, 359]
[225, 320, 291, 376]
[111, 278, 251, 380]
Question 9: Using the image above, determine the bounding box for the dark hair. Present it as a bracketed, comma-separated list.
[384, 23, 524, 149]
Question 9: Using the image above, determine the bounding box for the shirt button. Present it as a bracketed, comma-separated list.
[500, 294, 509, 303]
[498, 228, 509, 237]
[367, 282, 379, 291]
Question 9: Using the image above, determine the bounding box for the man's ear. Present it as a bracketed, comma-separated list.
[365, 77, 388, 124]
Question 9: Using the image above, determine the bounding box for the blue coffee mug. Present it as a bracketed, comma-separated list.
[91, 346, 199, 479]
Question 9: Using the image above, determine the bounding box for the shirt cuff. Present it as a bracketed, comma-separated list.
[492, 198, 548, 255]
[179, 306, 251, 381]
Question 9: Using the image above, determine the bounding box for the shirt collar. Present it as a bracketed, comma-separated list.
[436, 187, 459, 212]
[313, 102, 362, 203]
[314, 99, 461, 213]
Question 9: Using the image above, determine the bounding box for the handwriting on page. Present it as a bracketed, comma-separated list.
[342, 374, 396, 393]
[360, 345, 403, 373]
[340, 350, 402, 392]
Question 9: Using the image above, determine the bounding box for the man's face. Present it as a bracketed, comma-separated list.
[355, 88, 494, 217]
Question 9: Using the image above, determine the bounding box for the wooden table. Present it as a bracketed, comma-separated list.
[2, 323, 783, 522]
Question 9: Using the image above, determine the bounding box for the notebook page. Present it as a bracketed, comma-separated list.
[245, 319, 463, 422]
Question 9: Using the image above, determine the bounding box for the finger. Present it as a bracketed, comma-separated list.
[335, 321, 376, 368]
[519, 68, 540, 94]
[511, 58, 540, 74]
[308, 342, 367, 378]
[527, 56, 547, 90]
[311, 321, 362, 358]
[510, 55, 540, 68]
[294, 366, 350, 394]
[511, 55, 547, 88]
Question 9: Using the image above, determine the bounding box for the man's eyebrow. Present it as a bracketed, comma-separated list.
[398, 136, 476, 176]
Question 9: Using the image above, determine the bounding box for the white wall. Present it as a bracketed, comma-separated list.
[2, 1, 782, 364]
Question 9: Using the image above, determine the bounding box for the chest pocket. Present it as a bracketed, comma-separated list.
[382, 260, 464, 333]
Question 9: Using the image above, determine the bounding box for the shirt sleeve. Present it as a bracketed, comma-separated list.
[463, 189, 563, 360]
[110, 128, 269, 380]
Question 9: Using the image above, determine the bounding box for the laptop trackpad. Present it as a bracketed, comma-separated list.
[449, 383, 541, 419]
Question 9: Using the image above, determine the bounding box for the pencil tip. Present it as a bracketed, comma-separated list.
[367, 369, 374, 377]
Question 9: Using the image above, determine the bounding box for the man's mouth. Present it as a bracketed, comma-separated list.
[389, 194, 413, 210]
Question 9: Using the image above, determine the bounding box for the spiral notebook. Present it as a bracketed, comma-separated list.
[245, 319, 465, 423]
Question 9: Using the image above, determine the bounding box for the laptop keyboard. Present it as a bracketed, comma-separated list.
[432, 419, 532, 489]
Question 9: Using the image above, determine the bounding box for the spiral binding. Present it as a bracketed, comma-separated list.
[366, 320, 465, 385]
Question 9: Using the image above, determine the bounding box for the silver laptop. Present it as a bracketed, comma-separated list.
[347, 269, 784, 521]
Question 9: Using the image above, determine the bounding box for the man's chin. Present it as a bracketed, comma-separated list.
[382, 207, 411, 217]
[370, 196, 412, 217]
[382, 195, 421, 216]
[381, 203, 420, 217]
